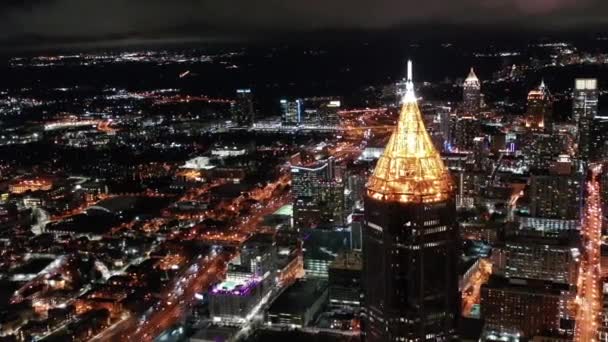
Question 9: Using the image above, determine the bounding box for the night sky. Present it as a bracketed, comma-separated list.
[1, 0, 608, 44]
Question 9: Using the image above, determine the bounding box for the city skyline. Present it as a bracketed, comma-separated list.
[0, 21, 607, 341]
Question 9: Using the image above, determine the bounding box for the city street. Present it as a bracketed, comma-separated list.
[574, 165, 603, 342]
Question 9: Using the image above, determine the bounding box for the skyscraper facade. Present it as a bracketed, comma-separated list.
[481, 276, 573, 338]
[462, 68, 481, 117]
[526, 80, 553, 131]
[281, 99, 302, 126]
[363, 62, 459, 341]
[454, 116, 482, 152]
[529, 171, 582, 220]
[590, 118, 608, 162]
[291, 157, 344, 228]
[573, 78, 598, 161]
[232, 88, 254, 126]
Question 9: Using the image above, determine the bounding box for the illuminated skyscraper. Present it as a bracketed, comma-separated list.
[363, 61, 458, 341]
[462, 68, 481, 116]
[590, 118, 608, 162]
[526, 80, 553, 131]
[299, 97, 341, 127]
[291, 157, 343, 228]
[573, 78, 598, 161]
[281, 99, 302, 126]
[232, 88, 254, 126]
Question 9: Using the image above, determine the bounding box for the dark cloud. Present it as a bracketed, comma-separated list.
[0, 0, 606, 43]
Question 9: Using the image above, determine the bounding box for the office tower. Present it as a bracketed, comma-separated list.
[328, 251, 362, 309]
[291, 161, 332, 198]
[420, 102, 454, 152]
[232, 88, 254, 126]
[454, 116, 482, 151]
[322, 100, 341, 126]
[438, 105, 452, 149]
[481, 276, 574, 338]
[299, 97, 341, 127]
[291, 157, 343, 228]
[453, 170, 485, 209]
[462, 67, 481, 116]
[522, 133, 569, 171]
[529, 169, 582, 220]
[503, 229, 579, 285]
[590, 117, 608, 162]
[363, 61, 458, 341]
[281, 99, 302, 126]
[293, 181, 344, 229]
[573, 79, 599, 124]
[302, 226, 351, 278]
[526, 80, 553, 131]
[573, 79, 598, 161]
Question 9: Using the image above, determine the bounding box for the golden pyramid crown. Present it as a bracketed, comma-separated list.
[367, 61, 453, 204]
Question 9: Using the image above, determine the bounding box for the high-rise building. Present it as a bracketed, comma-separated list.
[291, 158, 343, 228]
[438, 105, 452, 149]
[526, 80, 553, 131]
[589, 117, 608, 163]
[522, 133, 569, 171]
[328, 250, 362, 309]
[503, 229, 579, 285]
[454, 116, 482, 151]
[573, 79, 599, 124]
[462, 68, 481, 117]
[453, 170, 485, 209]
[363, 61, 458, 341]
[529, 169, 582, 220]
[481, 276, 574, 338]
[232, 89, 254, 126]
[573, 79, 598, 161]
[281, 99, 302, 126]
[302, 226, 351, 278]
[299, 97, 341, 127]
[291, 159, 333, 198]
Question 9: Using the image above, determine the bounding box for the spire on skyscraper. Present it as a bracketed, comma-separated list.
[367, 61, 453, 204]
[402, 60, 416, 104]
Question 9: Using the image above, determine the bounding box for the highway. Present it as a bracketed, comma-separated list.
[574, 164, 603, 342]
[129, 253, 232, 342]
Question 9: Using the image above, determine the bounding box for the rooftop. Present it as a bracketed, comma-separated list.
[329, 250, 362, 271]
[484, 275, 571, 295]
[210, 278, 260, 297]
[268, 279, 328, 315]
